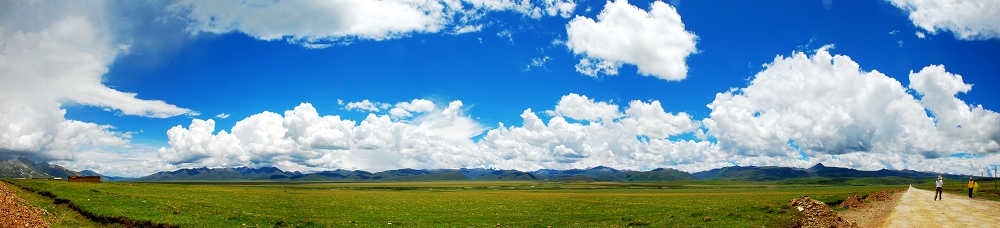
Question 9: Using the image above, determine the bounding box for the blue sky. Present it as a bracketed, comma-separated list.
[2, 0, 999, 176]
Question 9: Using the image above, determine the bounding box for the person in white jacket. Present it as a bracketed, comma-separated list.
[934, 176, 944, 201]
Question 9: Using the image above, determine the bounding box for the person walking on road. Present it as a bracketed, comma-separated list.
[968, 177, 975, 198]
[935, 176, 944, 200]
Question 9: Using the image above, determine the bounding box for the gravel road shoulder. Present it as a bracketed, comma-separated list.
[1, 181, 50, 228]
[839, 188, 905, 228]
[883, 186, 1000, 228]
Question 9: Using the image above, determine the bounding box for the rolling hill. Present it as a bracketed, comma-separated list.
[597, 168, 696, 182]
[692, 166, 809, 181]
[0, 156, 969, 183]
[806, 163, 951, 179]
[124, 163, 970, 182]
[0, 157, 81, 179]
[531, 166, 621, 179]
[0, 155, 960, 183]
[134, 166, 303, 181]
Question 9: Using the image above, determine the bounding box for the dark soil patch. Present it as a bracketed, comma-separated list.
[839, 195, 864, 208]
[865, 191, 891, 201]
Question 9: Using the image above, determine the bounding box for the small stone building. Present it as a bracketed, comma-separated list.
[68, 176, 101, 183]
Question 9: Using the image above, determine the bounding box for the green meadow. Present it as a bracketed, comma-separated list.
[5, 179, 902, 227]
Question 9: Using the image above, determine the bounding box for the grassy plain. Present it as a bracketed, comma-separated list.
[6, 179, 901, 227]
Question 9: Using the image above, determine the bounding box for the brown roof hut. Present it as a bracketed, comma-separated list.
[68, 176, 101, 183]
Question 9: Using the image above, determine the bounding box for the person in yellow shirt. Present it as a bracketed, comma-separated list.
[969, 177, 975, 198]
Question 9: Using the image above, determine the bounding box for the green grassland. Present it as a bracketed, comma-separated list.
[5, 179, 901, 227]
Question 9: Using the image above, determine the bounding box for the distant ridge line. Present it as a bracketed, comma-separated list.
[130, 163, 966, 182]
[0, 157, 969, 182]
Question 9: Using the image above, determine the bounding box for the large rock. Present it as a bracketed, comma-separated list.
[788, 196, 857, 228]
[839, 195, 864, 208]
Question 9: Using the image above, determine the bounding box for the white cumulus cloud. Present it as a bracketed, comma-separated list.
[0, 1, 194, 162]
[170, 0, 451, 45]
[702, 45, 1000, 173]
[158, 101, 490, 171]
[543, 0, 578, 18]
[480, 99, 709, 171]
[390, 99, 438, 118]
[909, 65, 1000, 153]
[157, 96, 718, 172]
[545, 93, 621, 121]
[889, 0, 1000, 40]
[344, 100, 390, 112]
[565, 0, 697, 80]
[169, 0, 577, 47]
[621, 100, 698, 138]
[464, 0, 576, 19]
[156, 75, 1000, 175]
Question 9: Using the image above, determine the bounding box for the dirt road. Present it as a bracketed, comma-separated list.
[883, 186, 1000, 228]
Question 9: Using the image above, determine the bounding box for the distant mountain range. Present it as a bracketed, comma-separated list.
[691, 163, 964, 181]
[0, 157, 971, 182]
[132, 163, 970, 182]
[132, 165, 698, 182]
[0, 157, 133, 181]
[0, 157, 81, 179]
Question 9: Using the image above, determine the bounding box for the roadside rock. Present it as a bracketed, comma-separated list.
[839, 195, 864, 208]
[788, 196, 857, 228]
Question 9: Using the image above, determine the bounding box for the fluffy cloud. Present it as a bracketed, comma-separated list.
[621, 100, 698, 138]
[543, 0, 578, 18]
[159, 101, 490, 171]
[170, 0, 577, 47]
[344, 100, 391, 112]
[564, 0, 697, 80]
[909, 65, 1000, 153]
[481, 96, 707, 171]
[158, 96, 716, 172]
[481, 111, 707, 170]
[0, 1, 194, 161]
[389, 99, 437, 118]
[465, 0, 577, 18]
[703, 46, 999, 172]
[159, 67, 1000, 175]
[545, 93, 621, 121]
[170, 0, 451, 46]
[889, 0, 1000, 40]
